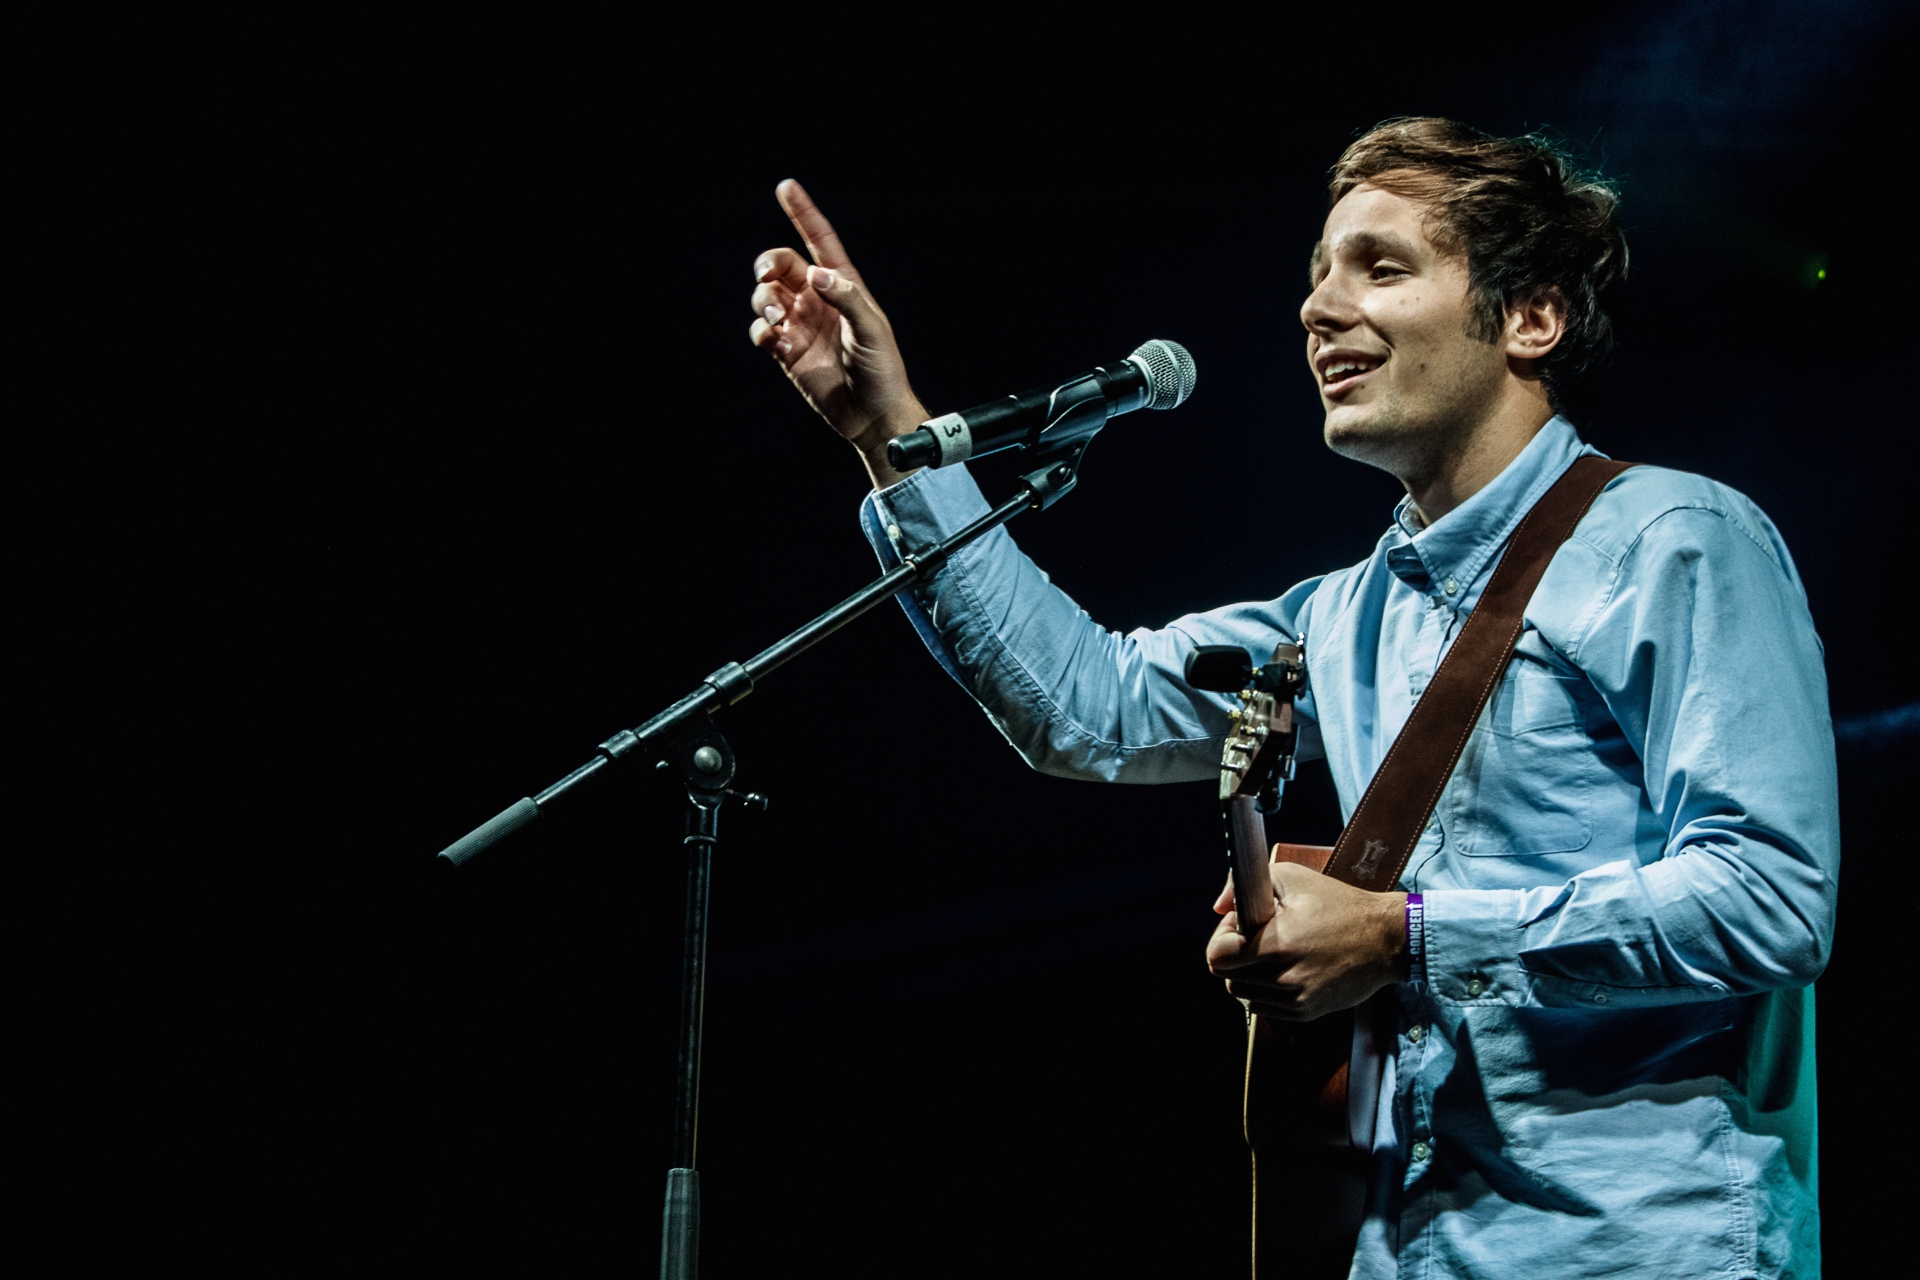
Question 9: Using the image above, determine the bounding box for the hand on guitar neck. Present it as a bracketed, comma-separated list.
[1185, 641, 1409, 1023]
[1208, 865, 1409, 1023]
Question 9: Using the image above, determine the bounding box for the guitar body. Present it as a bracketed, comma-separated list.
[1238, 833, 1370, 1280]
[1246, 1009, 1371, 1280]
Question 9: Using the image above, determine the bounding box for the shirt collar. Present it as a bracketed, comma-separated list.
[1383, 416, 1594, 599]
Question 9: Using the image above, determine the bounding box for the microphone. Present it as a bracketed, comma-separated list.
[885, 340, 1196, 471]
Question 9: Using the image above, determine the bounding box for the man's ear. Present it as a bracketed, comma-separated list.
[1504, 288, 1567, 367]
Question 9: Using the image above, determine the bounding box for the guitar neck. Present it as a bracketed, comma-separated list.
[1225, 793, 1275, 933]
[1195, 642, 1305, 939]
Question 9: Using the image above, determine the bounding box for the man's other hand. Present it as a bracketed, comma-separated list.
[1208, 858, 1409, 1022]
[749, 180, 927, 489]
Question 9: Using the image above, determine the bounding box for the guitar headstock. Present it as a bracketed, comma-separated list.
[1185, 642, 1305, 809]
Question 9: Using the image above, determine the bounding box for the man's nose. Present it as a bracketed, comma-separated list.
[1301, 275, 1356, 335]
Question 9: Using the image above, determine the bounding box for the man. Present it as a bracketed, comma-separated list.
[746, 119, 1834, 1278]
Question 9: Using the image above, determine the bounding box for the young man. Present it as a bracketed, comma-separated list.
[746, 119, 1834, 1278]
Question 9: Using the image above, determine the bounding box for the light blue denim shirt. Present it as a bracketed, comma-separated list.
[860, 417, 1835, 1279]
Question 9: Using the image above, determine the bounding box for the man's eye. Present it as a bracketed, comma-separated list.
[1370, 263, 1409, 281]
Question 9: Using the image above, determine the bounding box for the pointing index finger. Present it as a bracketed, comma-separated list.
[775, 179, 853, 271]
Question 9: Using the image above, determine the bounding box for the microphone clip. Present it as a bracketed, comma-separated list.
[1014, 376, 1108, 510]
[1030, 373, 1113, 461]
[1019, 446, 1085, 512]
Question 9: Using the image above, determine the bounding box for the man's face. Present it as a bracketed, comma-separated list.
[1302, 184, 1508, 473]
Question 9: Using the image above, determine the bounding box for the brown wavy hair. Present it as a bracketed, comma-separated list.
[1329, 118, 1628, 421]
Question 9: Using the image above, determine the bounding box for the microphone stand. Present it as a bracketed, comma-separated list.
[434, 452, 1085, 1280]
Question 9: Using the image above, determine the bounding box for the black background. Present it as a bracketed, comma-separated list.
[299, 4, 1914, 1273]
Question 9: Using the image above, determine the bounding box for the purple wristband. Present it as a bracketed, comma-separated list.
[1405, 892, 1426, 983]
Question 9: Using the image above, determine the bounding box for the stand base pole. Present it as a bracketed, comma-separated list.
[660, 1167, 700, 1280]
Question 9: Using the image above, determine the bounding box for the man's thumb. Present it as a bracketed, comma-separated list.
[1214, 873, 1235, 915]
[807, 266, 883, 338]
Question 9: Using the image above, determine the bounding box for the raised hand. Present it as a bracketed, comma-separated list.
[749, 180, 927, 488]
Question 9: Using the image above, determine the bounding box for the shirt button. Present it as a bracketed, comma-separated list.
[1407, 1025, 1424, 1043]
[887, 524, 902, 540]
[1411, 1141, 1432, 1161]
[1443, 577, 1459, 595]
[1593, 992, 1610, 1005]
[1464, 978, 1484, 997]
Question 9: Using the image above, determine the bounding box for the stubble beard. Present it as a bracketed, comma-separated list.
[1320, 348, 1505, 493]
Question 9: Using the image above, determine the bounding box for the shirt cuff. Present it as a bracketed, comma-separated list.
[1423, 887, 1718, 1010]
[1421, 889, 1530, 1005]
[856, 465, 992, 691]
[861, 464, 994, 563]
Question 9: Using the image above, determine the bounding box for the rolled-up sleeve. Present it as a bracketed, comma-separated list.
[1423, 504, 1839, 1009]
[862, 465, 1323, 784]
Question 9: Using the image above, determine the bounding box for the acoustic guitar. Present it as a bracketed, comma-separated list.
[1186, 641, 1372, 1279]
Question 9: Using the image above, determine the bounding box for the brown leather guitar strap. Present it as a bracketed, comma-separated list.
[1320, 455, 1634, 893]
[1245, 456, 1633, 1280]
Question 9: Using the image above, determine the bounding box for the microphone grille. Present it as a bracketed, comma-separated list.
[1129, 340, 1197, 410]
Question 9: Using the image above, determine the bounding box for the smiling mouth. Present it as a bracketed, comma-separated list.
[1321, 357, 1382, 396]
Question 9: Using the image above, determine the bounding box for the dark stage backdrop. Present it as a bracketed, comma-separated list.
[305, 5, 1913, 1273]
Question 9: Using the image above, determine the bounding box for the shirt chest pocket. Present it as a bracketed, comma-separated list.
[1443, 663, 1600, 858]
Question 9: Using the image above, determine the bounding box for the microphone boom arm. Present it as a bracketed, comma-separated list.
[434, 452, 1084, 866]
